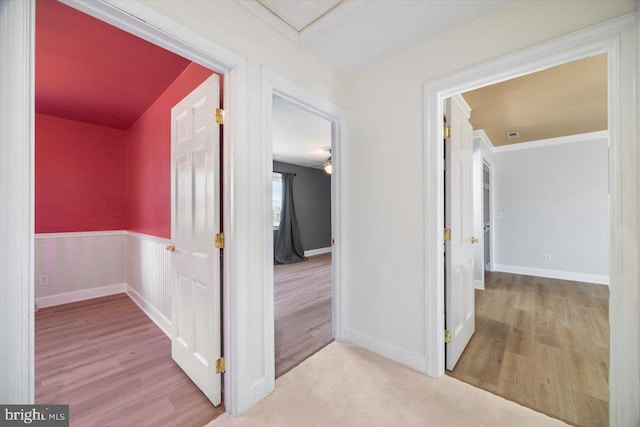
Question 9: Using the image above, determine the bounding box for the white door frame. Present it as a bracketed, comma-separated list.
[0, 0, 35, 404]
[423, 13, 638, 426]
[261, 68, 348, 390]
[472, 130, 496, 274]
[481, 159, 494, 273]
[0, 0, 256, 415]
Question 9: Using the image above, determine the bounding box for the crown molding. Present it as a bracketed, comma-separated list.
[472, 129, 494, 151]
[235, 0, 364, 44]
[452, 94, 472, 119]
[235, 1, 300, 43]
[298, 0, 365, 42]
[492, 130, 608, 153]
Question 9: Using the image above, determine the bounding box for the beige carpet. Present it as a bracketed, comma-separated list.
[206, 342, 567, 427]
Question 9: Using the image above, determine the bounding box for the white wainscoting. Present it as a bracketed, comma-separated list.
[34, 230, 174, 337]
[34, 231, 127, 304]
[125, 231, 173, 334]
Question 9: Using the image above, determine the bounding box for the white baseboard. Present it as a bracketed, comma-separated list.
[126, 285, 172, 338]
[492, 264, 609, 285]
[304, 247, 332, 257]
[345, 328, 426, 373]
[36, 283, 127, 308]
[474, 279, 485, 290]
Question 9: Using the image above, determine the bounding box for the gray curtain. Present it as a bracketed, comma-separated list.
[274, 172, 307, 264]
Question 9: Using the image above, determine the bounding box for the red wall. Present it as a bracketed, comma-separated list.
[35, 114, 128, 232]
[35, 63, 218, 237]
[126, 63, 217, 238]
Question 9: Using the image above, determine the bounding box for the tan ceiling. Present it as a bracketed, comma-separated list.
[461, 53, 607, 147]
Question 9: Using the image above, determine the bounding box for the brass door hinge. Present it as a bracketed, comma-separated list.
[443, 125, 451, 139]
[215, 357, 225, 374]
[215, 233, 225, 249]
[443, 228, 451, 241]
[444, 330, 451, 344]
[215, 108, 225, 125]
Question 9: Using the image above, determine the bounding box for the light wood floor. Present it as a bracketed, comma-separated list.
[35, 294, 224, 427]
[448, 272, 609, 427]
[275, 253, 333, 378]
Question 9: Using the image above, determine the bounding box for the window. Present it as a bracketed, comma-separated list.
[272, 172, 283, 229]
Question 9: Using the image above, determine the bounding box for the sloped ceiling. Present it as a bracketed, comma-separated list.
[462, 54, 608, 147]
[36, 0, 191, 130]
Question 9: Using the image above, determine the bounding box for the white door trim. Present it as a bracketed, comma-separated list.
[481, 159, 494, 273]
[423, 14, 638, 426]
[9, 0, 253, 415]
[0, 0, 35, 404]
[261, 67, 348, 392]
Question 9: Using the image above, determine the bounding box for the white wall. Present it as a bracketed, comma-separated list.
[34, 232, 126, 304]
[145, 0, 341, 101]
[343, 1, 633, 369]
[492, 137, 609, 284]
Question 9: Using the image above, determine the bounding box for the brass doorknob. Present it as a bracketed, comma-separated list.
[165, 243, 176, 252]
[471, 236, 479, 244]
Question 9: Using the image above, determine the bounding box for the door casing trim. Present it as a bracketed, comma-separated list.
[261, 67, 348, 391]
[423, 13, 638, 426]
[39, 0, 251, 415]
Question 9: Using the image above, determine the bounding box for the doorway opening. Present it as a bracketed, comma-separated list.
[33, 0, 225, 423]
[271, 94, 334, 378]
[442, 53, 611, 425]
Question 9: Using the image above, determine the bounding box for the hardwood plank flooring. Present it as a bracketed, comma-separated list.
[275, 253, 333, 378]
[448, 272, 609, 427]
[35, 294, 224, 427]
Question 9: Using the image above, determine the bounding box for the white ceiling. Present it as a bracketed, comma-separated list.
[272, 96, 332, 168]
[250, 0, 514, 164]
[259, 0, 343, 32]
[239, 0, 514, 70]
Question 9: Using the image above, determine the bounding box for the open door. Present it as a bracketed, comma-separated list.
[444, 97, 476, 370]
[168, 74, 222, 406]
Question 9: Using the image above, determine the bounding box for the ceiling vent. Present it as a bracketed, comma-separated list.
[507, 131, 520, 139]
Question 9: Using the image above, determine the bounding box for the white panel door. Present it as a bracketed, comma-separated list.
[445, 97, 476, 370]
[170, 74, 221, 406]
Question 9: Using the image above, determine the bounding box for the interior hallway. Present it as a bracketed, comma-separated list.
[448, 272, 609, 426]
[207, 341, 566, 427]
[275, 252, 333, 378]
[35, 294, 224, 427]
